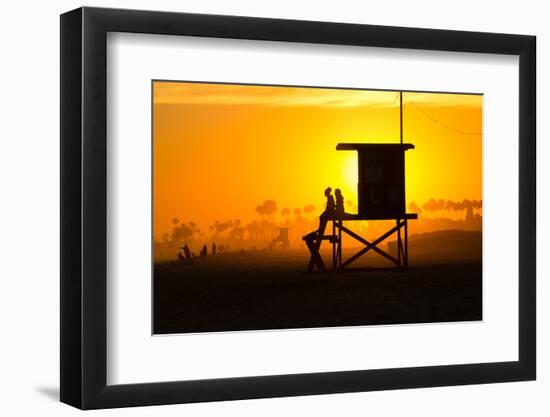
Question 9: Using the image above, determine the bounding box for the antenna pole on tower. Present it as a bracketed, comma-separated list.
[400, 91, 403, 144]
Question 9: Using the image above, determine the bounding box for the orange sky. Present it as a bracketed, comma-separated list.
[153, 81, 482, 240]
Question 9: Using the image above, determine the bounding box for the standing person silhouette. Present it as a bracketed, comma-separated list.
[183, 244, 193, 265]
[317, 187, 335, 237]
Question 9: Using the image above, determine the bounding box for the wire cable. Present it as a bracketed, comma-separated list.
[393, 92, 400, 105]
[406, 97, 482, 136]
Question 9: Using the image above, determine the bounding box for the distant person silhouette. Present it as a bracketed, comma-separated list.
[335, 188, 345, 219]
[317, 187, 335, 237]
[212, 242, 217, 255]
[201, 244, 208, 257]
[183, 244, 193, 264]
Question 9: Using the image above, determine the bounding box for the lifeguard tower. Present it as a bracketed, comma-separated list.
[269, 227, 290, 249]
[303, 92, 417, 271]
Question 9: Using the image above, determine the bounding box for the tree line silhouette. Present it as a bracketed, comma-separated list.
[154, 197, 482, 261]
[410, 198, 482, 220]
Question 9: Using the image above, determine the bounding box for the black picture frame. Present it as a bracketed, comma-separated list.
[60, 6, 536, 410]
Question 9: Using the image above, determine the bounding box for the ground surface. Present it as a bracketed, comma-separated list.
[154, 245, 482, 334]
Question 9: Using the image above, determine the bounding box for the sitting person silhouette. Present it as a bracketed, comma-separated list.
[317, 187, 335, 237]
[335, 188, 346, 219]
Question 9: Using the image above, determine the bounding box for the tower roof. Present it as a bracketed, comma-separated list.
[336, 143, 414, 151]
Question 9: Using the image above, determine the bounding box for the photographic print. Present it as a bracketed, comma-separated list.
[152, 81, 482, 334]
[60, 9, 536, 407]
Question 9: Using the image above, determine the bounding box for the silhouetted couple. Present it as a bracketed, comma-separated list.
[317, 187, 346, 237]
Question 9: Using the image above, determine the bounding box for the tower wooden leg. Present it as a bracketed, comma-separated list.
[404, 219, 408, 269]
[305, 237, 326, 272]
[338, 221, 342, 268]
[332, 220, 336, 270]
[397, 219, 402, 267]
